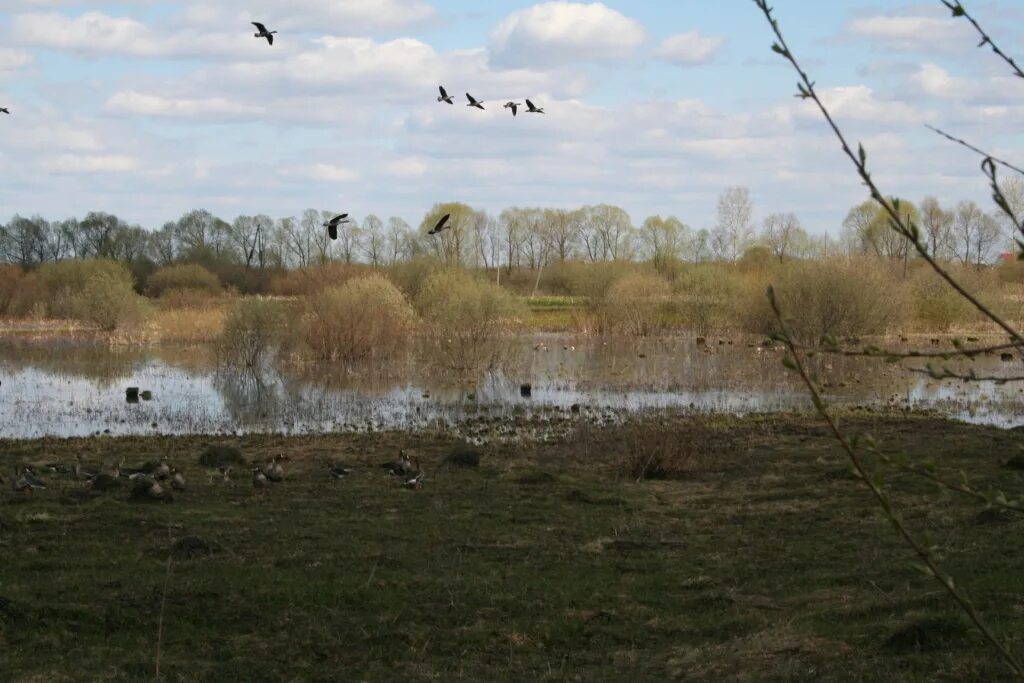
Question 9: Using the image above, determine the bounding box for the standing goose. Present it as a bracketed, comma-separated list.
[437, 86, 454, 105]
[252, 467, 269, 490]
[465, 93, 485, 110]
[323, 214, 351, 241]
[428, 213, 451, 236]
[170, 468, 187, 492]
[525, 99, 545, 114]
[13, 467, 46, 496]
[154, 458, 171, 481]
[381, 450, 414, 477]
[252, 22, 277, 45]
[265, 455, 285, 483]
[503, 102, 521, 117]
[74, 455, 99, 482]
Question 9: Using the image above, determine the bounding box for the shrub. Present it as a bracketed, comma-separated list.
[673, 263, 747, 335]
[573, 421, 721, 482]
[594, 272, 676, 336]
[544, 260, 636, 299]
[385, 257, 444, 301]
[416, 270, 526, 371]
[0, 265, 24, 316]
[269, 262, 367, 297]
[27, 260, 150, 330]
[216, 298, 286, 368]
[69, 269, 152, 331]
[302, 275, 415, 363]
[147, 263, 221, 298]
[744, 258, 907, 342]
[909, 268, 975, 331]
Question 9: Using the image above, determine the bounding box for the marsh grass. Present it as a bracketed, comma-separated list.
[156, 305, 228, 344]
[0, 415, 1021, 680]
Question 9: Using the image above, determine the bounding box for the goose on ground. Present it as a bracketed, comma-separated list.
[525, 99, 545, 114]
[437, 86, 454, 105]
[428, 213, 451, 236]
[218, 466, 232, 483]
[329, 465, 355, 480]
[154, 458, 171, 481]
[170, 468, 187, 492]
[13, 467, 46, 496]
[252, 467, 269, 489]
[402, 467, 425, 490]
[252, 22, 277, 45]
[381, 450, 414, 476]
[323, 214, 351, 241]
[117, 458, 149, 479]
[74, 455, 99, 482]
[503, 101, 521, 117]
[129, 477, 168, 502]
[465, 93, 485, 110]
[265, 456, 284, 483]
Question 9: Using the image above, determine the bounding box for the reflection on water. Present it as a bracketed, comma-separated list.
[0, 335, 1021, 439]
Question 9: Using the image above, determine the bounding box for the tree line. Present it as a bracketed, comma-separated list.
[2, 182, 1020, 276]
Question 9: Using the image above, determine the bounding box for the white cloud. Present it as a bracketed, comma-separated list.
[181, 0, 436, 33]
[282, 163, 360, 183]
[0, 48, 34, 73]
[489, 2, 646, 67]
[655, 31, 725, 66]
[105, 91, 262, 119]
[10, 11, 276, 59]
[846, 12, 971, 53]
[797, 85, 925, 125]
[46, 154, 139, 173]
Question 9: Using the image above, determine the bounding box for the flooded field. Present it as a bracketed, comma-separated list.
[0, 334, 1022, 439]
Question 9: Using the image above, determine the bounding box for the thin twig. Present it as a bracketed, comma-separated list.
[940, 1, 1024, 79]
[887, 459, 1024, 514]
[767, 286, 1023, 677]
[925, 125, 1024, 177]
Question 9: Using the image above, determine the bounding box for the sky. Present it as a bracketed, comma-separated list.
[0, 0, 1022, 235]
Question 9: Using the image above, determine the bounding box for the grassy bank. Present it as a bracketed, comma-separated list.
[1, 415, 1022, 680]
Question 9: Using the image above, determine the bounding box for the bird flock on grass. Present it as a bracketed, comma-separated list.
[6, 448, 426, 501]
[0, 21, 549, 245]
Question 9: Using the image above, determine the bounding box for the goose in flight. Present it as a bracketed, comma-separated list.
[437, 86, 454, 105]
[252, 21, 277, 45]
[323, 213, 351, 240]
[0, 108, 9, 115]
[428, 213, 451, 235]
[465, 93, 485, 110]
[525, 99, 545, 114]
[503, 102, 521, 117]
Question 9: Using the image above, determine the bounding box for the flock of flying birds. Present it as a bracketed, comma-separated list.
[0, 20, 551, 239]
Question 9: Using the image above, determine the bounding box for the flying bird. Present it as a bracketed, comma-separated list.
[465, 93, 485, 110]
[503, 102, 521, 117]
[252, 21, 277, 45]
[0, 108, 9, 115]
[437, 86, 454, 105]
[428, 213, 452, 235]
[525, 99, 545, 114]
[323, 213, 351, 240]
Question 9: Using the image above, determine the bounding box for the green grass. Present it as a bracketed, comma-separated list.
[1, 415, 1022, 681]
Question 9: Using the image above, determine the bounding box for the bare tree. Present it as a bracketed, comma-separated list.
[761, 212, 806, 263]
[362, 214, 385, 266]
[712, 187, 754, 263]
[386, 217, 413, 265]
[920, 197, 953, 260]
